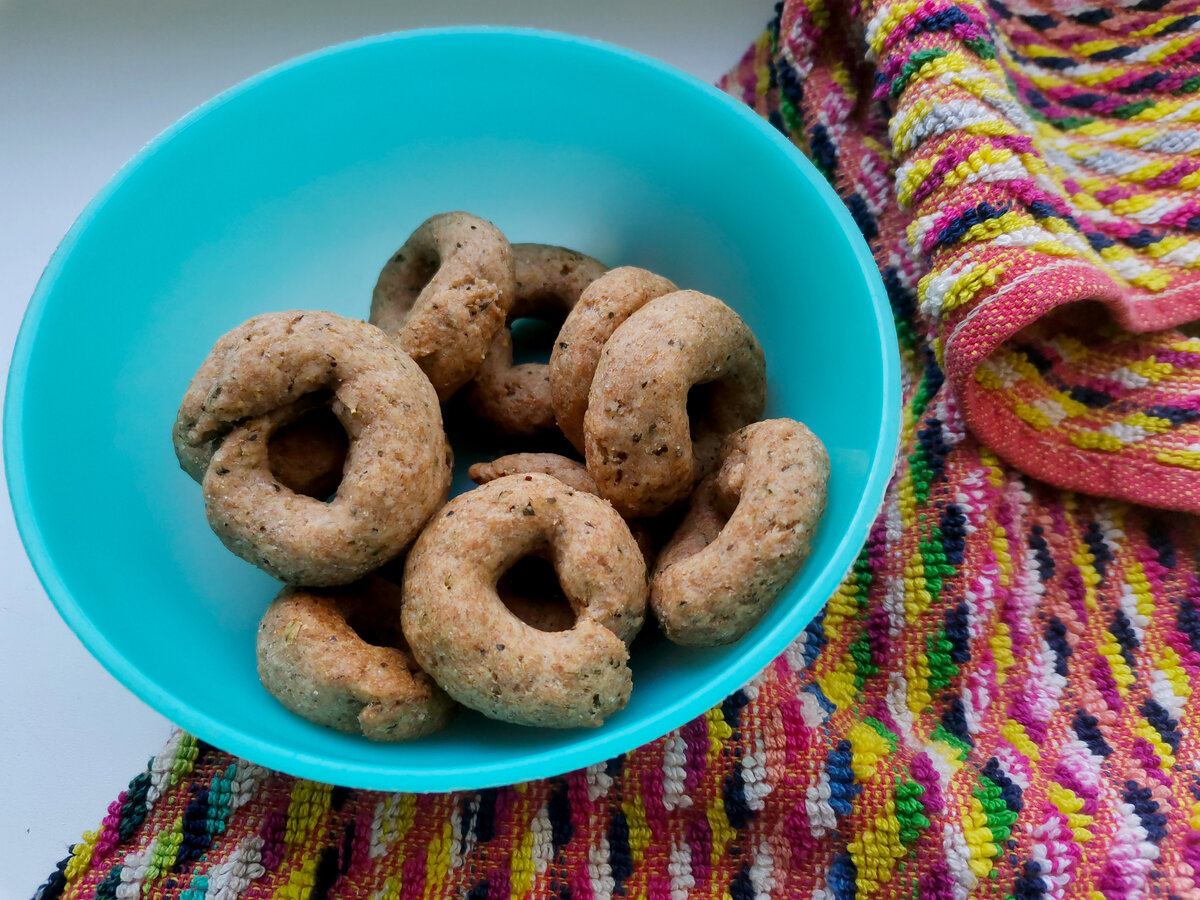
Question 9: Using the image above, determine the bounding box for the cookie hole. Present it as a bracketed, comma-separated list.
[497, 556, 576, 632]
[268, 402, 349, 500]
[408, 250, 440, 295]
[510, 317, 565, 367]
[686, 381, 723, 444]
[345, 608, 409, 651]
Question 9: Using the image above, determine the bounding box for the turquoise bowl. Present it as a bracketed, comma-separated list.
[5, 28, 898, 791]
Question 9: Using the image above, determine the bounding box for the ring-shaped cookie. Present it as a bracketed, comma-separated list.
[176, 311, 451, 585]
[402, 473, 647, 728]
[549, 267, 678, 451]
[370, 211, 516, 401]
[256, 577, 456, 741]
[583, 290, 766, 518]
[651, 420, 829, 646]
[465, 244, 607, 435]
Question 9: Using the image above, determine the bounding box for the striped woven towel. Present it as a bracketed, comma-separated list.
[36, 1, 1200, 897]
[731, 0, 1200, 514]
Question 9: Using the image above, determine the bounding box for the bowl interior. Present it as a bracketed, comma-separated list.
[6, 29, 896, 791]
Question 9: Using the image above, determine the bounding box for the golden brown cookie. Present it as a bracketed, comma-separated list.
[583, 291, 766, 518]
[256, 577, 456, 741]
[468, 452, 598, 495]
[402, 473, 647, 728]
[651, 420, 829, 646]
[465, 244, 607, 435]
[370, 211, 516, 401]
[549, 267, 678, 451]
[176, 311, 451, 585]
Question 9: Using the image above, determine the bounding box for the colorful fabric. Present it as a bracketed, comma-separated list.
[36, 1, 1200, 897]
[731, 0, 1200, 513]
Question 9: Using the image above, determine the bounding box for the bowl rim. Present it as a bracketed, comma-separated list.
[4, 25, 900, 791]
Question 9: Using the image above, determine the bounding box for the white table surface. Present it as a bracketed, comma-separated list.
[0, 2, 773, 895]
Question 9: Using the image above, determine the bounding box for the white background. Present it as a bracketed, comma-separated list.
[0, 2, 773, 896]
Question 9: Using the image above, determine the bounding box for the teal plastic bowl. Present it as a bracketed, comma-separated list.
[5, 28, 898, 791]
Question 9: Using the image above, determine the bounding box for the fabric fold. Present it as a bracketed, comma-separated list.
[733, 0, 1200, 512]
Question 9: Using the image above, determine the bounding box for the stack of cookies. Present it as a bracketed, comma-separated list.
[173, 211, 829, 740]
